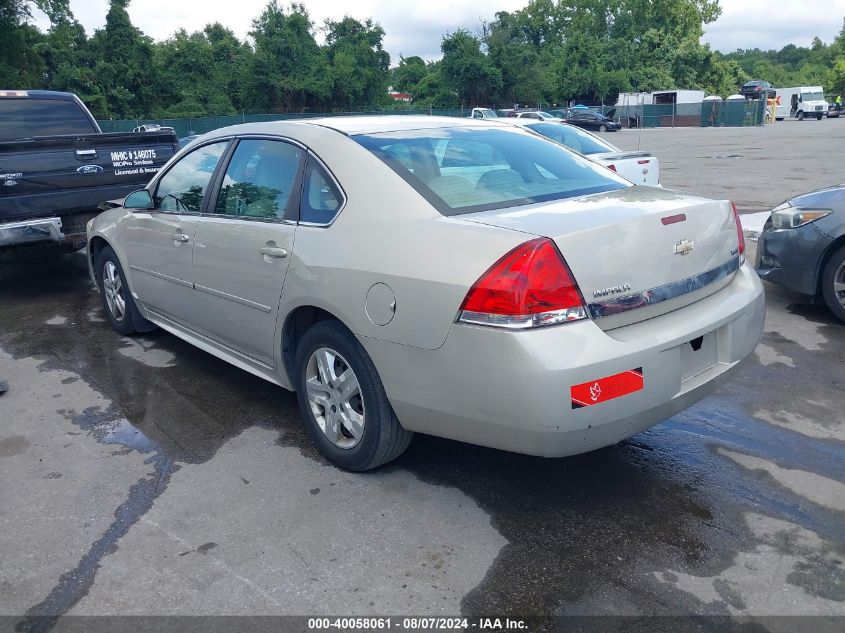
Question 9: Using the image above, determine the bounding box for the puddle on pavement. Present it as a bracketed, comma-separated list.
[1, 246, 843, 622]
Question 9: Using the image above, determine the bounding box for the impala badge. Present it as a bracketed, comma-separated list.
[674, 239, 694, 256]
[593, 283, 632, 298]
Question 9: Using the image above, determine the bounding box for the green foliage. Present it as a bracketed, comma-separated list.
[324, 17, 391, 109]
[724, 20, 845, 95]
[247, 2, 330, 112]
[4, 0, 845, 118]
[440, 30, 501, 106]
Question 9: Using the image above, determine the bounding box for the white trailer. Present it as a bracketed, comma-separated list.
[774, 86, 828, 121]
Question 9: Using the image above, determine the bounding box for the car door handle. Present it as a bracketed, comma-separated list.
[259, 246, 288, 259]
[171, 233, 190, 243]
[76, 149, 97, 159]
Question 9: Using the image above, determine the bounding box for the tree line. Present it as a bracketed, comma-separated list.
[2, 0, 845, 120]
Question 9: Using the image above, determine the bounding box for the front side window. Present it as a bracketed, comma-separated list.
[355, 127, 629, 216]
[300, 159, 343, 224]
[154, 141, 228, 213]
[215, 139, 302, 220]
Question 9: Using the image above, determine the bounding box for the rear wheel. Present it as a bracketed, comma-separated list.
[821, 246, 845, 323]
[294, 320, 413, 470]
[599, 124, 608, 132]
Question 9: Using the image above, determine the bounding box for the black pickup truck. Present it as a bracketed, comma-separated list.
[0, 90, 179, 249]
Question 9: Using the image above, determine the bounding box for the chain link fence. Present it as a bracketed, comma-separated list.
[97, 109, 468, 137]
[97, 102, 768, 137]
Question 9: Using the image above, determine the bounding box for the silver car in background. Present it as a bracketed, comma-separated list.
[87, 116, 764, 470]
[507, 118, 660, 185]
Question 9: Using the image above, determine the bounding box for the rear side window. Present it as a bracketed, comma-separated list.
[215, 139, 302, 220]
[300, 159, 343, 224]
[0, 98, 97, 141]
[154, 141, 228, 213]
[355, 127, 628, 216]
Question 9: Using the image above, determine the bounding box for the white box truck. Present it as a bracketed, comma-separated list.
[774, 86, 828, 121]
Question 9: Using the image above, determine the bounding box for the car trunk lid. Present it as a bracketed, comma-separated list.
[590, 151, 659, 186]
[460, 187, 740, 330]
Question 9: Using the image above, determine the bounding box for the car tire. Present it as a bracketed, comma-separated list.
[95, 245, 155, 335]
[821, 245, 845, 323]
[294, 320, 413, 471]
[599, 124, 608, 132]
[817, 113, 823, 120]
[797, 111, 805, 121]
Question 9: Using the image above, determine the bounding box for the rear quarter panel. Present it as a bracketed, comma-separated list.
[274, 125, 530, 351]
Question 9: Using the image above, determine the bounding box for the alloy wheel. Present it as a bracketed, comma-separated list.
[305, 347, 365, 449]
[834, 261, 845, 309]
[102, 261, 126, 322]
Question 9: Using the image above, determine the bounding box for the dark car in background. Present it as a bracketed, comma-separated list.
[756, 184, 845, 322]
[564, 110, 621, 132]
[827, 99, 842, 118]
[741, 80, 776, 100]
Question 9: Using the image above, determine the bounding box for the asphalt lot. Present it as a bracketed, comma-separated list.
[1, 118, 844, 631]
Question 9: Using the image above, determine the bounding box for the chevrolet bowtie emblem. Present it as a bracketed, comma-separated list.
[674, 239, 694, 256]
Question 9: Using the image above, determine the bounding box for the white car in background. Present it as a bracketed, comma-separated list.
[514, 111, 564, 122]
[507, 119, 660, 186]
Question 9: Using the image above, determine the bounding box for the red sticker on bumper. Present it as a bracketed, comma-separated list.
[571, 368, 643, 409]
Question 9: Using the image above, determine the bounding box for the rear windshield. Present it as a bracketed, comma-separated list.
[0, 97, 97, 141]
[354, 127, 628, 215]
[524, 122, 615, 155]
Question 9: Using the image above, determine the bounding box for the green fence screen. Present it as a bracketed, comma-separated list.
[98, 103, 768, 137]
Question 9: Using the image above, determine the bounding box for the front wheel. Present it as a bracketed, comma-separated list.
[821, 246, 845, 323]
[294, 320, 413, 471]
[817, 113, 823, 120]
[598, 124, 608, 132]
[96, 245, 155, 335]
[797, 111, 805, 121]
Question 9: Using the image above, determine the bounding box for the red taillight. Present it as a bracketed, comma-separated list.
[606, 164, 617, 172]
[730, 201, 745, 261]
[458, 238, 587, 329]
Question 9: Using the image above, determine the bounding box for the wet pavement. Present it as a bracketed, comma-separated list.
[1, 122, 844, 631]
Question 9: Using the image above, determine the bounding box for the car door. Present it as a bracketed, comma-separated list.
[122, 140, 229, 324]
[190, 138, 304, 366]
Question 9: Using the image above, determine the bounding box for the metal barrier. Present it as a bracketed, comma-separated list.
[615, 100, 766, 128]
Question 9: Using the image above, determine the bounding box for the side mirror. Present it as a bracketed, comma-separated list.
[123, 189, 153, 210]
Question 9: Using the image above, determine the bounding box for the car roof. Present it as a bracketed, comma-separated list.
[197, 115, 529, 145]
[303, 115, 506, 135]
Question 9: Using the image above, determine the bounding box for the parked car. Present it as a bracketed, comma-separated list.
[178, 134, 201, 149]
[468, 108, 499, 120]
[506, 119, 660, 186]
[132, 123, 175, 133]
[515, 110, 563, 122]
[740, 80, 776, 100]
[87, 116, 764, 470]
[826, 99, 842, 118]
[756, 184, 845, 322]
[564, 110, 621, 132]
[0, 90, 179, 250]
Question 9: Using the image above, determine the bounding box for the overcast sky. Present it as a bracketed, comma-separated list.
[32, 0, 845, 63]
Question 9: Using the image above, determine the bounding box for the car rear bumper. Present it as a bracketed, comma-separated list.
[0, 216, 64, 247]
[362, 262, 765, 457]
